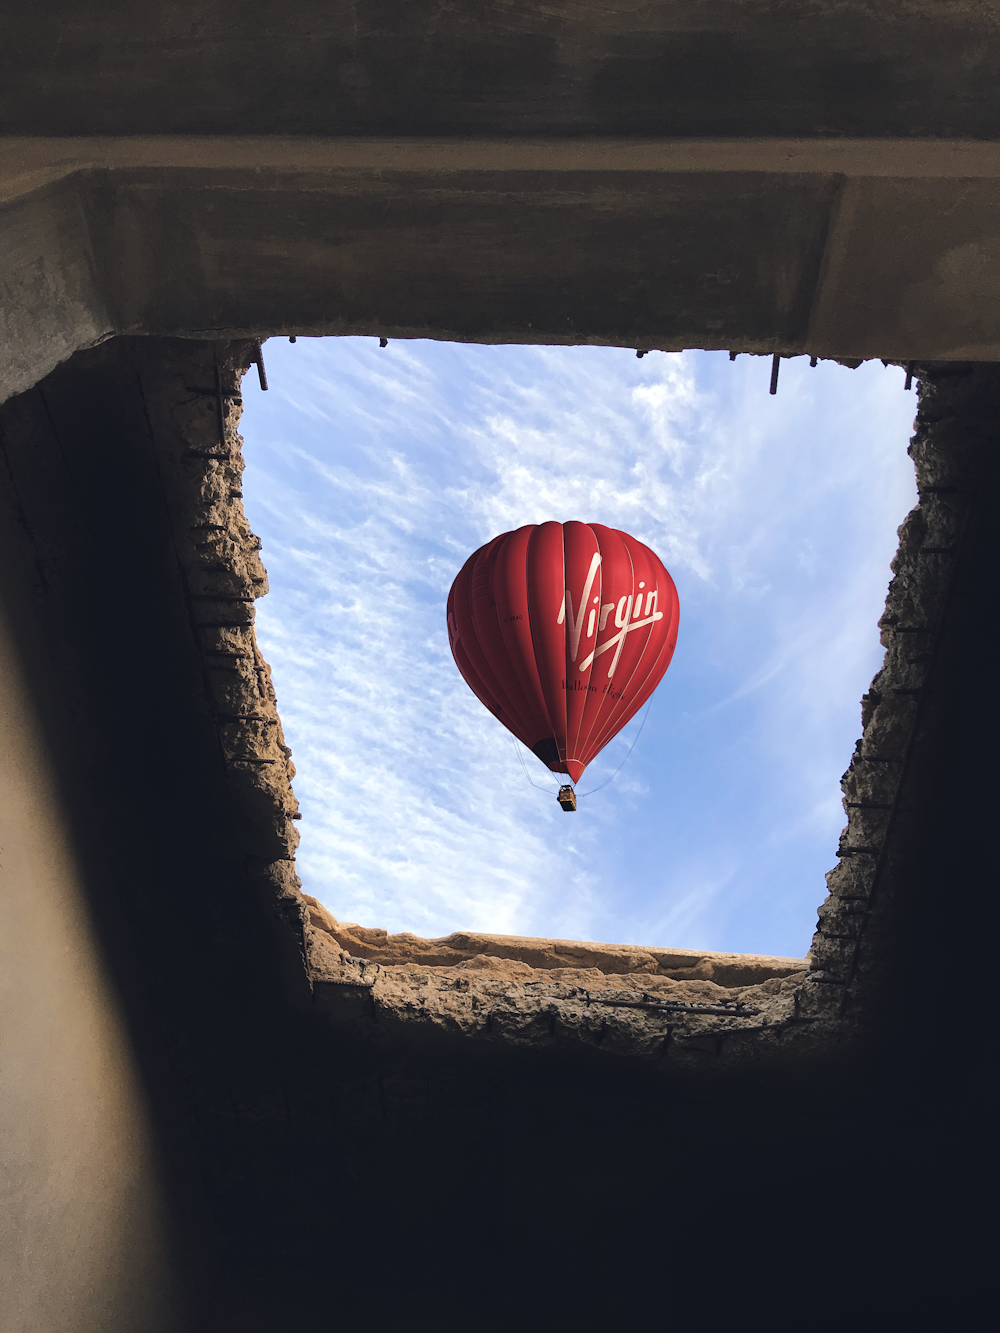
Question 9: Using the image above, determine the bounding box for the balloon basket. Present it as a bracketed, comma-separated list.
[557, 785, 577, 812]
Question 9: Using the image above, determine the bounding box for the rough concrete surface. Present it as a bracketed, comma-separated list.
[140, 341, 304, 902]
[808, 362, 1000, 1002]
[5, 135, 1000, 413]
[309, 926, 812, 1065]
[306, 899, 807, 983]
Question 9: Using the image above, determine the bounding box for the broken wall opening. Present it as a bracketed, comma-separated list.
[1, 315, 994, 1333]
[235, 337, 919, 966]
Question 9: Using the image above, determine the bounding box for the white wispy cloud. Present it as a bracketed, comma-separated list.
[240, 340, 916, 954]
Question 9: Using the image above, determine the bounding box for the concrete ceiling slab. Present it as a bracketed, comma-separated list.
[2, 136, 999, 404]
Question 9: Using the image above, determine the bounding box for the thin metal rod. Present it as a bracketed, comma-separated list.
[769, 353, 780, 395]
[253, 342, 268, 391]
[213, 359, 227, 449]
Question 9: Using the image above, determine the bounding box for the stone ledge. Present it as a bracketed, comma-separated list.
[302, 894, 807, 990]
[306, 922, 820, 1071]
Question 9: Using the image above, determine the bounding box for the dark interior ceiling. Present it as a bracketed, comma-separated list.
[4, 1, 999, 138]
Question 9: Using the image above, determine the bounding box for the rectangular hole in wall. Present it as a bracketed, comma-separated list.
[237, 340, 917, 960]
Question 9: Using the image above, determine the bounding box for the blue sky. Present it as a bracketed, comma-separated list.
[239, 339, 917, 959]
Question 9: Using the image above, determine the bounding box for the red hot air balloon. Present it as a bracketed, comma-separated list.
[447, 522, 679, 801]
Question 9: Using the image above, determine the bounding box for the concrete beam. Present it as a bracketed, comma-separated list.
[3, 136, 1000, 404]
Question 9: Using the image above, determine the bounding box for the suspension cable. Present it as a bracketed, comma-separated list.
[577, 697, 654, 797]
[510, 696, 655, 799]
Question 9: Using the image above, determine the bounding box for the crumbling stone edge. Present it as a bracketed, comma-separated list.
[140, 339, 310, 969]
[808, 362, 998, 1024]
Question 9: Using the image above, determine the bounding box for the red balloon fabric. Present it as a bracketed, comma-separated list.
[447, 522, 679, 784]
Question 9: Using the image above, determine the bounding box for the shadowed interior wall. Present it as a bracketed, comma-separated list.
[0, 485, 184, 1332]
[0, 341, 303, 1332]
[0, 340, 993, 1330]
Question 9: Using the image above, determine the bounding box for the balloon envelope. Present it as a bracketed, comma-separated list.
[447, 522, 679, 783]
